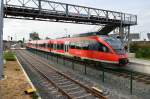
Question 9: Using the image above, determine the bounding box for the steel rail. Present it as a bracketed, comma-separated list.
[18, 50, 107, 99]
[28, 49, 150, 85]
[25, 49, 150, 95]
[17, 50, 74, 99]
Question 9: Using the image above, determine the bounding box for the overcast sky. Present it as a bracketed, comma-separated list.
[3, 0, 150, 41]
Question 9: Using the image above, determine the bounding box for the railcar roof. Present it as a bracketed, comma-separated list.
[28, 35, 110, 44]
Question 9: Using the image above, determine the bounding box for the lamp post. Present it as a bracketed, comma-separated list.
[0, 0, 4, 80]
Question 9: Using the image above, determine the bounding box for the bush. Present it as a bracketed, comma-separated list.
[4, 51, 16, 61]
[32, 92, 38, 99]
[135, 48, 150, 59]
[130, 43, 138, 53]
[130, 44, 150, 59]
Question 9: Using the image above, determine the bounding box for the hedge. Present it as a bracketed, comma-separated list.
[4, 51, 16, 61]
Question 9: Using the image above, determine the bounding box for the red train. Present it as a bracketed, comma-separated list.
[26, 34, 129, 65]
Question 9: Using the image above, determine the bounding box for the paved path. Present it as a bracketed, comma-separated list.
[129, 58, 150, 66]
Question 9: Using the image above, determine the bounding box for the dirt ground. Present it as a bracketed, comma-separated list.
[0, 61, 32, 99]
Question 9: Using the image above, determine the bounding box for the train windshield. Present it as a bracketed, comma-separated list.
[101, 36, 125, 54]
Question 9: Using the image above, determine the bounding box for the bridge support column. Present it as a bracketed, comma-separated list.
[38, 0, 41, 10]
[127, 26, 130, 53]
[0, 0, 4, 80]
[119, 26, 124, 42]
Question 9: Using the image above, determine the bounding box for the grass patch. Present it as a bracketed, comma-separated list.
[4, 51, 16, 61]
[135, 48, 150, 59]
[130, 44, 150, 59]
[32, 92, 38, 99]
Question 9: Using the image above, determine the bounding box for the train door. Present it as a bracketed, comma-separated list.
[53, 43, 55, 50]
[64, 41, 69, 53]
[53, 41, 57, 51]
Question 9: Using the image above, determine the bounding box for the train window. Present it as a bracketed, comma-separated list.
[75, 42, 79, 49]
[76, 42, 82, 49]
[88, 40, 109, 52]
[70, 40, 89, 50]
[48, 44, 51, 48]
[56, 44, 57, 50]
[98, 43, 110, 52]
[102, 46, 109, 52]
[52, 44, 53, 48]
[89, 40, 99, 50]
[49, 44, 52, 48]
[57, 44, 63, 50]
[57, 44, 60, 49]
[82, 40, 89, 50]
[46, 43, 48, 48]
[102, 36, 123, 50]
[43, 43, 46, 48]
[40, 44, 42, 47]
[70, 42, 73, 48]
[54, 44, 57, 50]
[79, 41, 83, 49]
[56, 44, 58, 50]
[70, 40, 109, 51]
[60, 44, 64, 50]
[50, 44, 53, 48]
[97, 43, 104, 52]
[70, 42, 76, 49]
[53, 44, 54, 49]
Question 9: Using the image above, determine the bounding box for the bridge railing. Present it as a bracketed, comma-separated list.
[4, 0, 137, 25]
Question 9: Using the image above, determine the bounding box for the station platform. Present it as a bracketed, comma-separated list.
[0, 57, 37, 99]
[129, 58, 150, 66]
[11, 48, 26, 50]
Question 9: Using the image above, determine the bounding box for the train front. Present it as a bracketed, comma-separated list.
[101, 36, 129, 65]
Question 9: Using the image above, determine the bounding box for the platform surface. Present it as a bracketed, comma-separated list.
[0, 61, 33, 99]
[129, 58, 150, 66]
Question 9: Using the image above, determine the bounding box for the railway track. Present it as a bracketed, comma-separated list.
[16, 50, 107, 99]
[112, 71, 150, 84]
[18, 51, 68, 99]
[27, 49, 150, 85]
